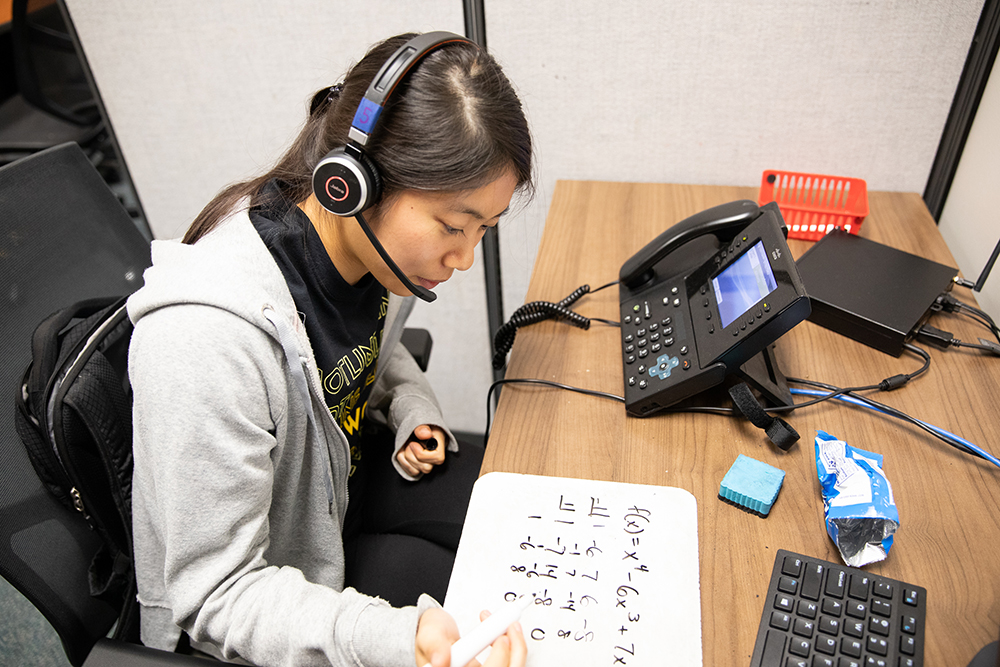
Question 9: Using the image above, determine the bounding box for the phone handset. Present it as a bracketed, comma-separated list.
[619, 199, 763, 290]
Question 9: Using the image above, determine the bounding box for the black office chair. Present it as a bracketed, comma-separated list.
[0, 0, 105, 167]
[0, 142, 190, 666]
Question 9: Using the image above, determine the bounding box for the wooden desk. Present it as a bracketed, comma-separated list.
[483, 181, 1000, 666]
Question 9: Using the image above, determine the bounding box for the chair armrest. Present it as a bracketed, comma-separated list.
[83, 638, 215, 666]
[401, 327, 433, 372]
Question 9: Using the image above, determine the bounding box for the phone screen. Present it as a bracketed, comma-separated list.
[712, 241, 778, 329]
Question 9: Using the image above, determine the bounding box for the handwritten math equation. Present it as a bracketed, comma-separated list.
[502, 493, 655, 665]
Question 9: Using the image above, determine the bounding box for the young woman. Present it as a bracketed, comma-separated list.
[126, 32, 532, 667]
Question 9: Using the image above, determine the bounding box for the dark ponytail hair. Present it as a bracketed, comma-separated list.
[183, 33, 533, 244]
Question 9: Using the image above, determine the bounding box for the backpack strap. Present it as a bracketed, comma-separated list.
[26, 296, 122, 422]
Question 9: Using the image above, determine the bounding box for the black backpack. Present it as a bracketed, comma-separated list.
[13, 294, 140, 641]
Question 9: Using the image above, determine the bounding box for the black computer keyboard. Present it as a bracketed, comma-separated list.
[749, 549, 926, 667]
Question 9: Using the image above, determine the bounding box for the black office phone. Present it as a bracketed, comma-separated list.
[619, 200, 810, 417]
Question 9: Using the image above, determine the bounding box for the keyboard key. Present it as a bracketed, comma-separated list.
[848, 573, 870, 600]
[901, 615, 918, 634]
[873, 580, 893, 598]
[802, 563, 824, 600]
[845, 600, 867, 619]
[797, 600, 818, 619]
[868, 615, 891, 636]
[792, 618, 815, 638]
[782, 556, 803, 577]
[871, 599, 891, 617]
[900, 635, 916, 655]
[760, 629, 786, 663]
[775, 594, 794, 611]
[825, 569, 846, 598]
[814, 635, 837, 655]
[843, 618, 865, 638]
[866, 635, 889, 656]
[818, 616, 840, 635]
[838, 659, 862, 667]
[812, 657, 835, 667]
[903, 588, 920, 606]
[789, 637, 811, 657]
[770, 611, 792, 630]
[840, 637, 863, 658]
[821, 598, 843, 616]
[779, 576, 799, 594]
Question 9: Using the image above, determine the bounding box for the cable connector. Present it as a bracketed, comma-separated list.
[978, 338, 1000, 356]
[916, 324, 958, 350]
[878, 374, 910, 391]
[953, 276, 976, 290]
[932, 292, 962, 313]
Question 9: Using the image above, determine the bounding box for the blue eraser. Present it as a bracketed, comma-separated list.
[719, 454, 786, 517]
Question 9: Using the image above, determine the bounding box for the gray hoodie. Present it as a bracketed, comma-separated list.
[127, 204, 456, 666]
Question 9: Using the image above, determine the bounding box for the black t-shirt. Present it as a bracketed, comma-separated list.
[250, 180, 387, 486]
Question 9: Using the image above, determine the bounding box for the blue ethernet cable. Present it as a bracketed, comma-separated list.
[789, 388, 1000, 470]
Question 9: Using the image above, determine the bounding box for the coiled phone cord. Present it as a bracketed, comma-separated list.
[491, 282, 619, 370]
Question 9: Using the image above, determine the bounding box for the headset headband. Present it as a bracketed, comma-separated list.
[347, 31, 472, 149]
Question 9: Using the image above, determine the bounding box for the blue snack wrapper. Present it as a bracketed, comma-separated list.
[814, 430, 899, 567]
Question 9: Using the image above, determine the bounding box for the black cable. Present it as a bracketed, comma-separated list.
[957, 304, 1000, 343]
[485, 343, 931, 441]
[772, 342, 931, 412]
[484, 378, 624, 444]
[491, 281, 620, 370]
[484, 369, 994, 468]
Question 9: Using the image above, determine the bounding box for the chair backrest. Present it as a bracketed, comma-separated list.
[0, 142, 150, 666]
[10, 0, 99, 126]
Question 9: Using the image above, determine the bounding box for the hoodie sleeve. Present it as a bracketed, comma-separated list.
[129, 303, 423, 666]
[368, 342, 458, 481]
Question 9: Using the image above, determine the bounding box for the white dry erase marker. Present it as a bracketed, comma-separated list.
[427, 595, 533, 667]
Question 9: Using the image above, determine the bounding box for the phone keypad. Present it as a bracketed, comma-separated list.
[622, 283, 691, 394]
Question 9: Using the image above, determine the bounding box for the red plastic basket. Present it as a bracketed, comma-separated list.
[758, 170, 869, 241]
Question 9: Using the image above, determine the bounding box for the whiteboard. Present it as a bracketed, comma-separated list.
[444, 472, 702, 666]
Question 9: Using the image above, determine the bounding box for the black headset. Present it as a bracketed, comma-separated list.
[310, 31, 473, 302]
[311, 31, 471, 217]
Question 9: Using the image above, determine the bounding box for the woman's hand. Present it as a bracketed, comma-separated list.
[397, 424, 447, 476]
[474, 612, 526, 667]
[415, 608, 460, 667]
[416, 609, 527, 667]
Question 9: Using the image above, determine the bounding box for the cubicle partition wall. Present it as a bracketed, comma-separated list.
[64, 0, 985, 433]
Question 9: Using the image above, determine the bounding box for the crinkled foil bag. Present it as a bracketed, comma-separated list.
[814, 430, 899, 567]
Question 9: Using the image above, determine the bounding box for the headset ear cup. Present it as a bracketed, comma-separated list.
[312, 147, 377, 216]
[356, 151, 383, 208]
